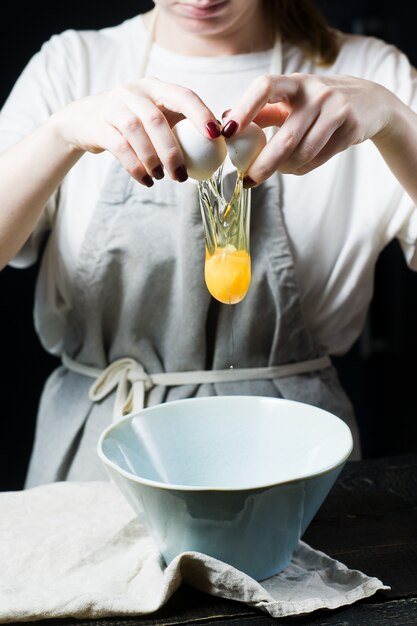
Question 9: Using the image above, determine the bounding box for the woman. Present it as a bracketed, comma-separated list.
[0, 0, 416, 485]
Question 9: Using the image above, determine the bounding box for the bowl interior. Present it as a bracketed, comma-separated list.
[99, 396, 352, 490]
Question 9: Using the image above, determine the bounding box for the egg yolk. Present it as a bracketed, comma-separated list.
[204, 245, 251, 304]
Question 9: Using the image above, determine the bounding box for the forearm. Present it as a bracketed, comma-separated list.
[372, 97, 417, 206]
[0, 116, 83, 270]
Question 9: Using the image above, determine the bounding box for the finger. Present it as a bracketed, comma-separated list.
[222, 74, 300, 137]
[276, 110, 345, 174]
[111, 106, 163, 179]
[293, 123, 355, 175]
[102, 124, 153, 186]
[242, 104, 321, 185]
[252, 102, 291, 128]
[141, 78, 221, 139]
[127, 94, 189, 181]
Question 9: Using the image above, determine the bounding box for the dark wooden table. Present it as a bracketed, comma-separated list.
[10, 454, 417, 625]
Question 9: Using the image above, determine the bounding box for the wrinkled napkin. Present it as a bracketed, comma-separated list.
[0, 481, 389, 622]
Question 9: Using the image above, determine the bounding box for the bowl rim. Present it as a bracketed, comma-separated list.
[97, 395, 354, 492]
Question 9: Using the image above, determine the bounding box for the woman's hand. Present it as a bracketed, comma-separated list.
[221, 73, 395, 186]
[51, 77, 221, 186]
[0, 78, 220, 267]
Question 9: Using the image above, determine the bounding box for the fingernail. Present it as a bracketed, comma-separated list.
[206, 121, 221, 139]
[152, 165, 164, 180]
[142, 174, 154, 187]
[222, 120, 238, 139]
[222, 109, 231, 119]
[174, 164, 188, 182]
[243, 176, 256, 189]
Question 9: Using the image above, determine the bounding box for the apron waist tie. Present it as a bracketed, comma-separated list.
[62, 353, 332, 422]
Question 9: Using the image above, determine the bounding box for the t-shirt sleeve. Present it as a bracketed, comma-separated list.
[0, 30, 83, 268]
[339, 36, 417, 270]
[370, 41, 417, 270]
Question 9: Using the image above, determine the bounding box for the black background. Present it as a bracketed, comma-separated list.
[1, 1, 417, 490]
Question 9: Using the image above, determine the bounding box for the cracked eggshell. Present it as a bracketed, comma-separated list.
[174, 118, 227, 180]
[226, 123, 267, 173]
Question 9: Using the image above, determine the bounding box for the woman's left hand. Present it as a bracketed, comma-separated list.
[222, 73, 395, 185]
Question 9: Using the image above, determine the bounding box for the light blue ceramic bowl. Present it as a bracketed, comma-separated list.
[97, 396, 353, 581]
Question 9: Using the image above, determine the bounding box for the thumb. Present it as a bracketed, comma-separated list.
[253, 102, 291, 128]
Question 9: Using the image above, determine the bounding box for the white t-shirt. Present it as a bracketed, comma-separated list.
[1, 15, 417, 357]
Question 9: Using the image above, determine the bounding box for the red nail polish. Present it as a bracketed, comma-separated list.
[222, 120, 238, 139]
[142, 175, 154, 187]
[174, 165, 188, 182]
[243, 176, 256, 189]
[152, 165, 164, 180]
[206, 121, 221, 139]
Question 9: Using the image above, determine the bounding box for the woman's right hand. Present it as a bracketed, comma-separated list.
[51, 77, 221, 186]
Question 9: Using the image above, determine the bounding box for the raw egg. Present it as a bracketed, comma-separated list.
[174, 118, 261, 306]
[205, 244, 251, 305]
[174, 118, 227, 180]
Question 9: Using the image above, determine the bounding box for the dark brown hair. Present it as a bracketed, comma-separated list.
[262, 0, 340, 66]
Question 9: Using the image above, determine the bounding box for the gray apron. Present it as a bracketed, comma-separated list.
[25, 164, 360, 488]
[24, 15, 361, 488]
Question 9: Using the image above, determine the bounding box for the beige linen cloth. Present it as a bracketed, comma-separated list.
[0, 481, 388, 622]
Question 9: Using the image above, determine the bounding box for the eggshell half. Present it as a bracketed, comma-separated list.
[226, 123, 267, 173]
[174, 119, 227, 180]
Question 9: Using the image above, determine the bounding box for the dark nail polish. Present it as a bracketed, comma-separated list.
[174, 164, 188, 182]
[243, 176, 256, 189]
[222, 120, 238, 139]
[206, 121, 221, 139]
[142, 175, 154, 187]
[222, 109, 231, 119]
[152, 165, 164, 180]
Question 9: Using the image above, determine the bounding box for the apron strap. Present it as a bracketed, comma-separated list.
[62, 352, 332, 422]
